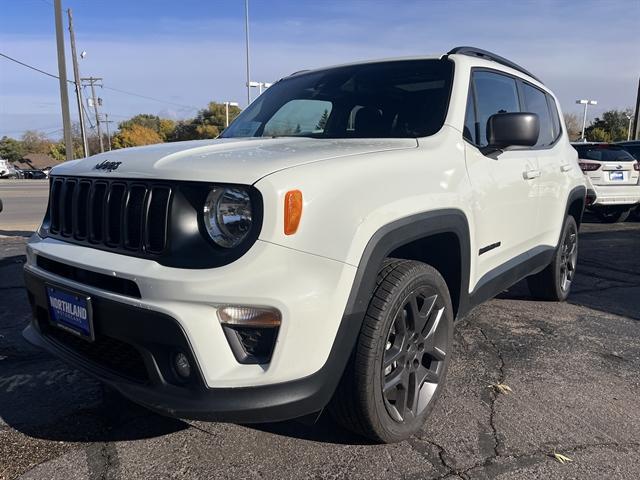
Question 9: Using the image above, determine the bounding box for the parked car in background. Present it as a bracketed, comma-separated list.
[572, 142, 640, 222]
[0, 159, 19, 179]
[21, 169, 48, 180]
[618, 140, 640, 220]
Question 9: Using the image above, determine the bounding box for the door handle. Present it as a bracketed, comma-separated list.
[560, 164, 572, 172]
[523, 169, 541, 180]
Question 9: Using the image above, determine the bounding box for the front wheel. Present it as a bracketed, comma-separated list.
[330, 259, 453, 443]
[527, 215, 578, 301]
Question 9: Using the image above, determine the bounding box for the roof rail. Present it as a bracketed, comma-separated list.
[288, 69, 311, 77]
[447, 46, 542, 83]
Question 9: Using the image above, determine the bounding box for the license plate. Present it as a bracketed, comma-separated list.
[46, 285, 94, 341]
[609, 171, 624, 181]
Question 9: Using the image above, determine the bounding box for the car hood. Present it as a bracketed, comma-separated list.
[51, 137, 417, 184]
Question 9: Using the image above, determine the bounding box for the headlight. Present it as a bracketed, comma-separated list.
[203, 187, 253, 248]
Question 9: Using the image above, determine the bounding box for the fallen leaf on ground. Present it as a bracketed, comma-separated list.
[552, 452, 573, 464]
[489, 383, 513, 394]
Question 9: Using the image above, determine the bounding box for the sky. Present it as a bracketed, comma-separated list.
[1, 0, 638, 139]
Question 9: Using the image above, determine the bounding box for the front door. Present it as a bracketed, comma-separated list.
[463, 70, 541, 288]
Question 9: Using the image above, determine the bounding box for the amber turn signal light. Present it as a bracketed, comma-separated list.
[284, 190, 303, 235]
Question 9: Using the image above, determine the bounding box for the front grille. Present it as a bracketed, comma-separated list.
[47, 177, 171, 255]
[37, 255, 141, 298]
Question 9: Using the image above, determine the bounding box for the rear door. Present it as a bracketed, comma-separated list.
[519, 83, 567, 245]
[463, 70, 541, 285]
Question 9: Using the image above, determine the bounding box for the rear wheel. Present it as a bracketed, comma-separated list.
[596, 208, 630, 223]
[330, 259, 453, 443]
[527, 215, 578, 301]
[630, 206, 640, 222]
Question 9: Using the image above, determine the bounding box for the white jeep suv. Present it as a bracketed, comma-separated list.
[24, 47, 586, 443]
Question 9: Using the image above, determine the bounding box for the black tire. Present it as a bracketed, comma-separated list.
[527, 215, 578, 301]
[330, 259, 453, 443]
[596, 208, 630, 223]
[630, 207, 640, 222]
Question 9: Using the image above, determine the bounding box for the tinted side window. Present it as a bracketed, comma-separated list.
[521, 83, 554, 146]
[547, 95, 561, 140]
[472, 71, 520, 147]
[463, 88, 476, 143]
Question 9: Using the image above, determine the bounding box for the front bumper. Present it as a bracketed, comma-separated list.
[22, 234, 361, 422]
[590, 184, 640, 206]
[24, 236, 357, 387]
[23, 267, 361, 422]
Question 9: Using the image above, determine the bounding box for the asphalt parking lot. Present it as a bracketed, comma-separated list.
[1, 183, 639, 479]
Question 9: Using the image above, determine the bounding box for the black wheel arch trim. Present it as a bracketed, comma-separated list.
[342, 209, 472, 321]
[564, 184, 587, 231]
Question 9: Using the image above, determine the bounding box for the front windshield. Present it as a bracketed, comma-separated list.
[221, 59, 454, 139]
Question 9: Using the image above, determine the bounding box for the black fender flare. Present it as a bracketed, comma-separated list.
[343, 209, 471, 320]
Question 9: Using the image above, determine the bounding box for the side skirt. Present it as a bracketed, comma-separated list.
[459, 245, 555, 317]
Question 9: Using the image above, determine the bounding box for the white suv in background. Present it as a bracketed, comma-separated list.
[573, 142, 640, 222]
[24, 47, 586, 443]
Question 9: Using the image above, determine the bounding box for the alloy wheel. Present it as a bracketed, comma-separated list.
[381, 288, 447, 422]
[559, 224, 578, 292]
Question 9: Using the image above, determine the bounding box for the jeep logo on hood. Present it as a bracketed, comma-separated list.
[94, 160, 122, 171]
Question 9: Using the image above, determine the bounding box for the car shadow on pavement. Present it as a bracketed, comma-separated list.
[0, 267, 189, 445]
[0, 229, 33, 238]
[246, 414, 376, 445]
[498, 221, 640, 321]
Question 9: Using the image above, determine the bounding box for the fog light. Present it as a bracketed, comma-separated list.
[218, 305, 281, 364]
[217, 306, 281, 327]
[173, 352, 191, 379]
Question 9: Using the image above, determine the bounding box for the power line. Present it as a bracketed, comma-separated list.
[0, 52, 200, 110]
[102, 85, 199, 110]
[0, 52, 64, 82]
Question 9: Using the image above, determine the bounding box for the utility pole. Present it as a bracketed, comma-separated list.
[634, 77, 640, 140]
[54, 0, 74, 160]
[104, 113, 114, 151]
[244, 0, 251, 105]
[67, 8, 88, 157]
[83, 77, 104, 152]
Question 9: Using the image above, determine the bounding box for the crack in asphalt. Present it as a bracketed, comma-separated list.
[478, 328, 504, 459]
[84, 441, 120, 480]
[99, 443, 115, 480]
[416, 440, 640, 480]
[408, 436, 458, 479]
[412, 323, 640, 479]
[460, 440, 640, 478]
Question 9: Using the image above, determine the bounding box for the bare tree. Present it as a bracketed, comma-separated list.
[563, 113, 581, 141]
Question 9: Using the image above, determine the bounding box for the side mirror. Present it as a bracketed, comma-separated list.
[483, 112, 539, 155]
